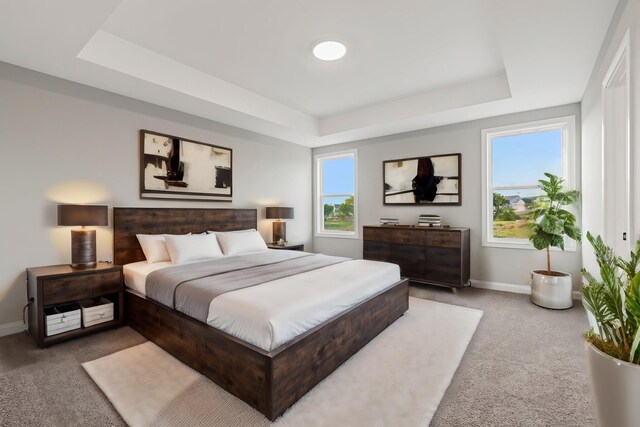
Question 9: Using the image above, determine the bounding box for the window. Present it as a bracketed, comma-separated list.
[481, 116, 576, 249]
[316, 150, 358, 238]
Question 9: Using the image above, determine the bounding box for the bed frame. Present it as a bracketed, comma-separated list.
[113, 207, 409, 420]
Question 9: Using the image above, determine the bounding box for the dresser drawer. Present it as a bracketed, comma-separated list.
[363, 227, 388, 242]
[363, 241, 391, 261]
[42, 271, 122, 305]
[388, 228, 425, 245]
[425, 247, 462, 285]
[426, 231, 461, 248]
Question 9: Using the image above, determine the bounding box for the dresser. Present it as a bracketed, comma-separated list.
[363, 225, 470, 289]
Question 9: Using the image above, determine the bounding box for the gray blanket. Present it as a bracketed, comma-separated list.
[146, 251, 349, 322]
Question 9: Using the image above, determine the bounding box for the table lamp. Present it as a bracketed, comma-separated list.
[57, 204, 108, 268]
[265, 207, 294, 245]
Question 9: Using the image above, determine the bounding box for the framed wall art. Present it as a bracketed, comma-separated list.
[140, 130, 232, 201]
[383, 153, 461, 205]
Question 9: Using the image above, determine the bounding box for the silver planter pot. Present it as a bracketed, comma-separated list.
[585, 342, 640, 427]
[530, 270, 573, 309]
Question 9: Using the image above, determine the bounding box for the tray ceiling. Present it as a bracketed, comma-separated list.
[0, 0, 618, 147]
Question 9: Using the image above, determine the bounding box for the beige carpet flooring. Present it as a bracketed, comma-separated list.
[82, 297, 483, 426]
[0, 286, 596, 426]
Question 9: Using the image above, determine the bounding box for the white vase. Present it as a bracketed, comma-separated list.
[585, 342, 640, 427]
[530, 270, 573, 309]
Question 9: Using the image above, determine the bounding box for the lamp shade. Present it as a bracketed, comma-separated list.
[58, 205, 108, 226]
[265, 207, 294, 220]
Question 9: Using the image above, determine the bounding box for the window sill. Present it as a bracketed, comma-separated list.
[315, 232, 359, 240]
[482, 240, 577, 252]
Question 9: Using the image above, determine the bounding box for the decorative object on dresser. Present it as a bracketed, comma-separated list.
[26, 263, 123, 347]
[267, 243, 304, 251]
[113, 207, 408, 421]
[418, 214, 442, 226]
[380, 217, 399, 225]
[57, 204, 108, 268]
[363, 225, 470, 289]
[140, 130, 232, 202]
[265, 206, 294, 245]
[383, 153, 461, 205]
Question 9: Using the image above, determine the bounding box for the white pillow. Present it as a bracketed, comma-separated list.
[136, 233, 192, 263]
[136, 234, 171, 263]
[164, 233, 224, 264]
[215, 229, 268, 256]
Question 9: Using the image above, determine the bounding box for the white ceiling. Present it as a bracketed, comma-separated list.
[0, 0, 618, 147]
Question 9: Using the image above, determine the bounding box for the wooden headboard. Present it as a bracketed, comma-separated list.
[113, 207, 257, 265]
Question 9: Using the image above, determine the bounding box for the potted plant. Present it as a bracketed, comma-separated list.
[581, 232, 640, 427]
[528, 173, 581, 309]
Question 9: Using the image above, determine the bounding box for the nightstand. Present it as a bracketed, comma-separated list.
[26, 262, 123, 347]
[267, 243, 305, 251]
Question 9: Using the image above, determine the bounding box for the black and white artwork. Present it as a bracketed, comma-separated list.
[140, 130, 232, 201]
[383, 153, 461, 205]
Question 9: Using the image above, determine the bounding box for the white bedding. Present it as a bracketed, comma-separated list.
[123, 261, 172, 295]
[123, 252, 401, 351]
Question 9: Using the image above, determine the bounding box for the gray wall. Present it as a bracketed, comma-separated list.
[0, 62, 312, 327]
[581, 0, 640, 276]
[313, 104, 583, 290]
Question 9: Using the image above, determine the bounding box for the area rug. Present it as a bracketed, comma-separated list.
[82, 297, 483, 426]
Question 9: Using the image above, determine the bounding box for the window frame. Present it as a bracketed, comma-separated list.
[315, 149, 358, 239]
[481, 115, 577, 250]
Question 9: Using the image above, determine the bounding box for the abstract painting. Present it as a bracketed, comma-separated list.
[383, 153, 461, 205]
[140, 130, 232, 201]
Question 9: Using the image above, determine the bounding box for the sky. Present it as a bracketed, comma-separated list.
[322, 156, 355, 206]
[492, 129, 562, 197]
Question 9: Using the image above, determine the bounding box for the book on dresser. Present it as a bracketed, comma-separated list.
[362, 225, 470, 289]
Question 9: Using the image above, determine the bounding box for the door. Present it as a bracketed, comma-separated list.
[603, 31, 633, 256]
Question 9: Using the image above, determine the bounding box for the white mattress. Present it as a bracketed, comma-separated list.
[123, 256, 401, 351]
[123, 261, 172, 295]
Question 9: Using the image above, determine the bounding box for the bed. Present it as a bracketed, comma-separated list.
[113, 207, 409, 420]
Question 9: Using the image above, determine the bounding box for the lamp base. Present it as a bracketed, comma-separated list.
[272, 221, 287, 245]
[70, 229, 97, 268]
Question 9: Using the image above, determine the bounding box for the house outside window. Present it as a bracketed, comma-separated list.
[481, 116, 576, 249]
[315, 150, 358, 238]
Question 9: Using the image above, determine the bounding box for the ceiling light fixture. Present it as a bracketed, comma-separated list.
[313, 41, 347, 61]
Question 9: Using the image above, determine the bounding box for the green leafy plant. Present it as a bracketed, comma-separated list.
[581, 232, 640, 365]
[528, 173, 581, 273]
[492, 193, 510, 218]
[323, 204, 334, 220]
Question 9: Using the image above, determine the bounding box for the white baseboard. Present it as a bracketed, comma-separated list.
[0, 320, 27, 338]
[471, 279, 583, 301]
[471, 279, 531, 294]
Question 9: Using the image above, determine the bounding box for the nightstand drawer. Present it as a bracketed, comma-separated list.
[43, 271, 121, 305]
